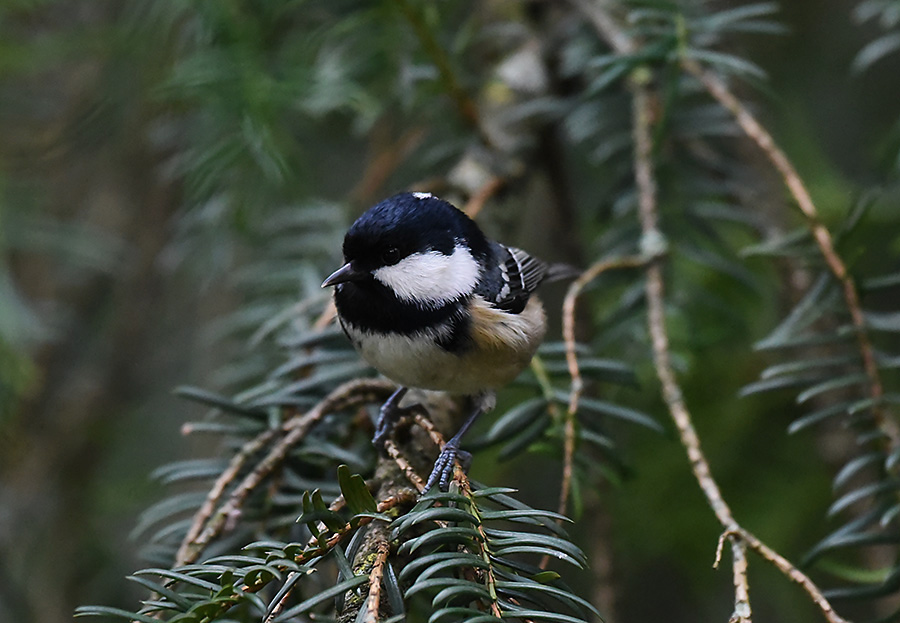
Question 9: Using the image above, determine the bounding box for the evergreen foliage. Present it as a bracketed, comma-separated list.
[2, 1, 900, 622]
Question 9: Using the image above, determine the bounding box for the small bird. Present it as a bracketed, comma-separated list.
[322, 191, 565, 490]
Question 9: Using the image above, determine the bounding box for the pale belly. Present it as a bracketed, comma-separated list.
[342, 297, 546, 395]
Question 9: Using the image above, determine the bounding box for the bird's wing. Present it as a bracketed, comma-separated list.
[490, 244, 548, 313]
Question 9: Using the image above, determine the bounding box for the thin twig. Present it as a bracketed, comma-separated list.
[631, 69, 755, 623]
[384, 438, 428, 493]
[737, 526, 844, 621]
[564, 3, 852, 619]
[412, 411, 478, 492]
[412, 412, 445, 448]
[631, 74, 739, 525]
[681, 58, 898, 450]
[263, 492, 414, 623]
[382, 406, 468, 494]
[730, 540, 752, 623]
[559, 255, 648, 518]
[176, 427, 278, 565]
[630, 59, 848, 623]
[716, 532, 752, 623]
[177, 379, 395, 564]
[456, 475, 504, 619]
[361, 539, 391, 623]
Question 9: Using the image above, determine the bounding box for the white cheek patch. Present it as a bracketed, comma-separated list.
[373, 245, 480, 306]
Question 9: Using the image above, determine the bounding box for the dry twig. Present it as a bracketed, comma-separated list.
[681, 58, 898, 449]
[629, 57, 848, 623]
[412, 412, 445, 448]
[559, 255, 647, 517]
[262, 492, 415, 623]
[176, 427, 278, 565]
[361, 539, 391, 623]
[383, 438, 428, 493]
[737, 526, 845, 622]
[177, 378, 395, 564]
[559, 2, 852, 619]
[715, 532, 751, 623]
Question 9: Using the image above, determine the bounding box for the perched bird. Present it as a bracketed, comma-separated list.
[322, 191, 566, 490]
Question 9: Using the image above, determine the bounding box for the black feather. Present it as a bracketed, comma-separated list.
[478, 244, 548, 314]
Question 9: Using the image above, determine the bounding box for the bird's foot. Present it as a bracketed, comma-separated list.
[373, 406, 416, 450]
[425, 441, 472, 491]
[372, 387, 422, 453]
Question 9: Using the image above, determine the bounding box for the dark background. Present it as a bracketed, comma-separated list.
[1, 1, 899, 622]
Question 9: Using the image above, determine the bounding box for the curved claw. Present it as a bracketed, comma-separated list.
[372, 413, 395, 450]
[422, 395, 490, 492]
[372, 387, 409, 452]
[372, 428, 389, 451]
[425, 444, 473, 491]
[425, 443, 457, 491]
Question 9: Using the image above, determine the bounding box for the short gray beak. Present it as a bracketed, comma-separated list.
[322, 262, 366, 287]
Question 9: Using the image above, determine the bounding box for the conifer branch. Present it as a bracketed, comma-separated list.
[681, 58, 898, 451]
[177, 378, 395, 564]
[630, 58, 848, 623]
[564, 3, 855, 620]
[392, 0, 483, 134]
[560, 255, 647, 517]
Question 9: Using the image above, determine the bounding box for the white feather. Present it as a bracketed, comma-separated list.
[341, 296, 546, 395]
[372, 245, 480, 307]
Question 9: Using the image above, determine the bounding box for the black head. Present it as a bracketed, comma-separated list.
[322, 192, 491, 336]
[340, 192, 491, 274]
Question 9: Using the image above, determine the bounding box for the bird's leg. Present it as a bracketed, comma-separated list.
[425, 392, 495, 491]
[372, 386, 409, 450]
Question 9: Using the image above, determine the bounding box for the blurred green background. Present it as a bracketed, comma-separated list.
[1, 1, 899, 622]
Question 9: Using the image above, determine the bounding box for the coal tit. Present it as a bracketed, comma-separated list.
[322, 192, 561, 490]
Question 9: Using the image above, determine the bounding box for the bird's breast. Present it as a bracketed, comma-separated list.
[340, 296, 546, 395]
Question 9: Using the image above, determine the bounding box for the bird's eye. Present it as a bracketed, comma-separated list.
[381, 247, 401, 266]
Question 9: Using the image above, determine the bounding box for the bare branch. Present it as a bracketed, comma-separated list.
[177, 378, 395, 565]
[737, 527, 847, 623]
[361, 539, 391, 623]
[716, 532, 752, 623]
[630, 60, 849, 623]
[384, 438, 428, 493]
[176, 427, 278, 565]
[559, 255, 647, 517]
[681, 58, 898, 450]
[559, 3, 855, 620]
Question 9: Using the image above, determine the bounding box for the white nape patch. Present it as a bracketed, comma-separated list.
[412, 192, 433, 200]
[373, 245, 479, 307]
